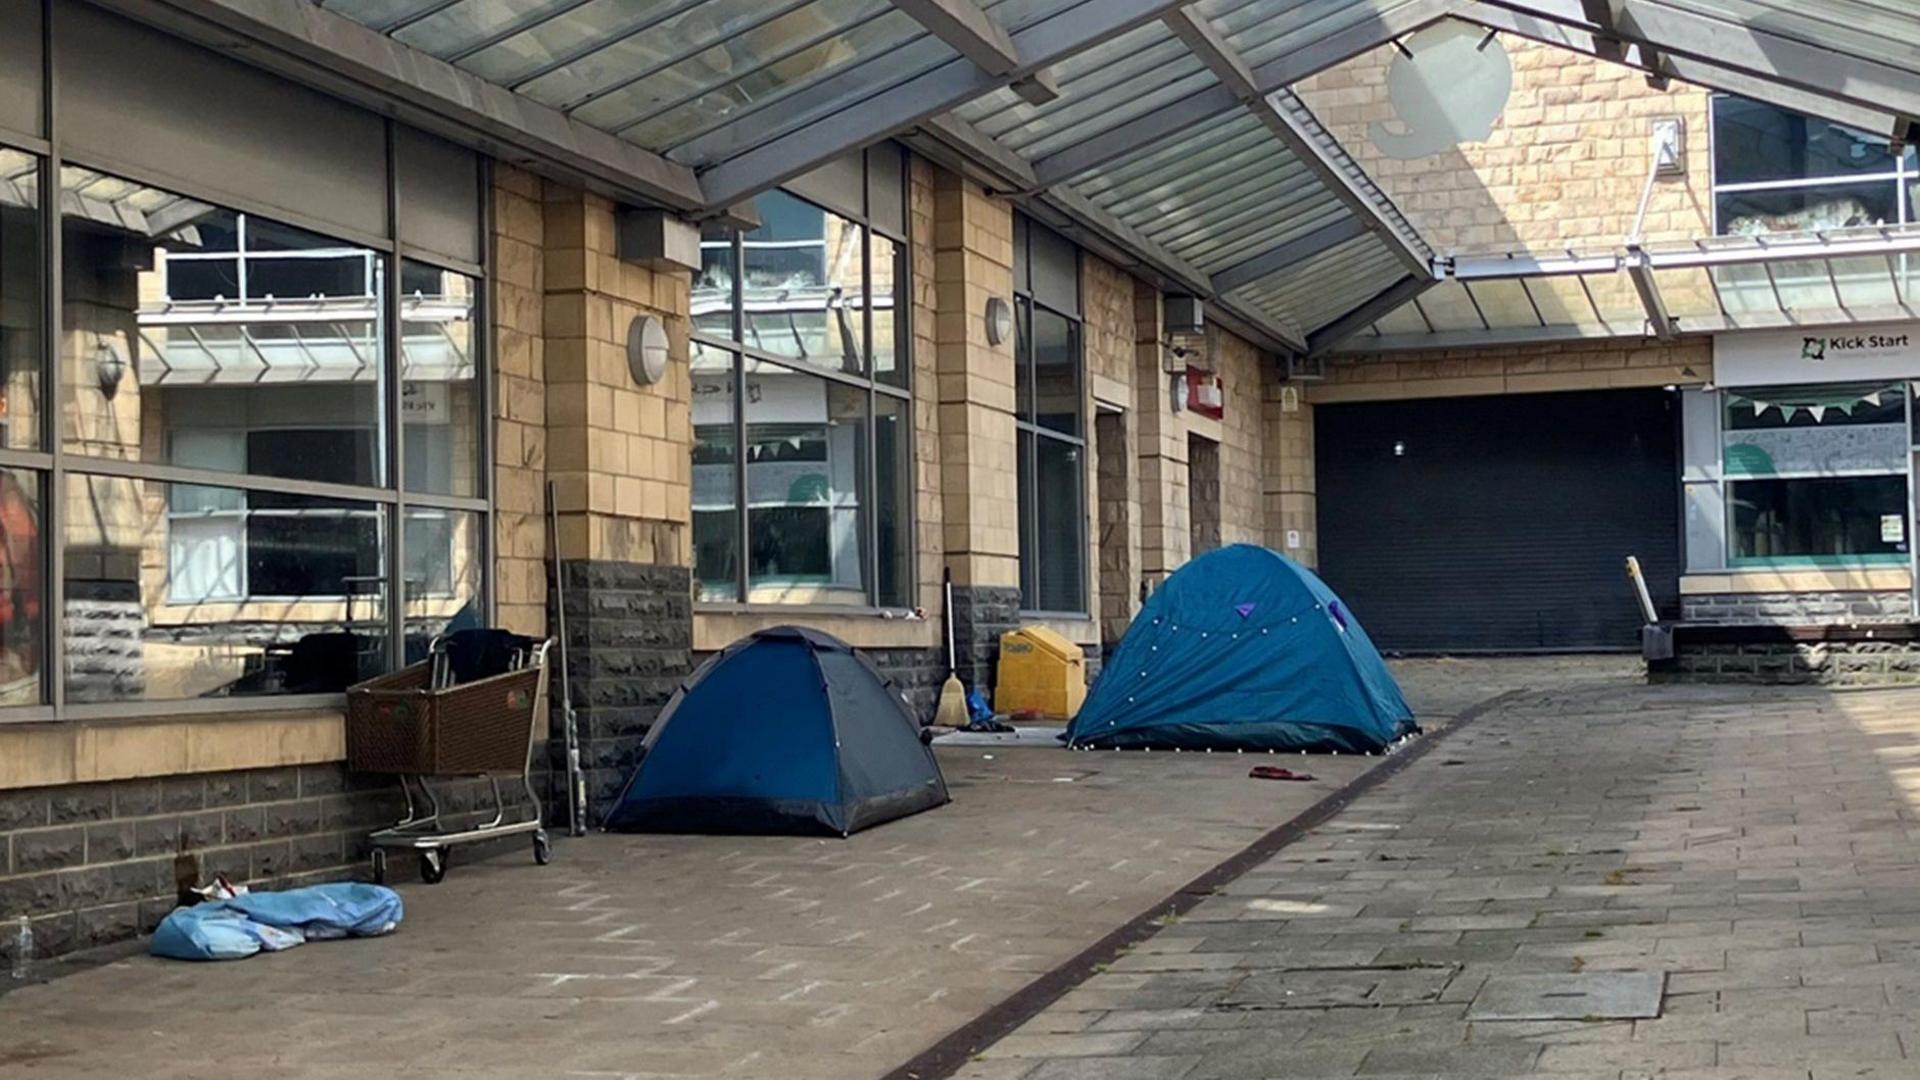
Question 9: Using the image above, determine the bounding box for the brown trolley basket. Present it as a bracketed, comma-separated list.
[346, 630, 553, 884]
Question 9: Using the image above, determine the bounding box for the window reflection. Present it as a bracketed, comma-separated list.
[692, 355, 740, 602]
[743, 191, 863, 376]
[1013, 212, 1086, 614]
[1714, 97, 1901, 186]
[0, 149, 41, 452]
[744, 361, 868, 605]
[870, 232, 904, 388]
[1717, 184, 1897, 237]
[403, 506, 481, 660]
[400, 260, 480, 498]
[874, 393, 911, 608]
[60, 165, 385, 487]
[693, 222, 736, 344]
[1033, 437, 1085, 613]
[0, 467, 42, 707]
[688, 158, 912, 608]
[66, 473, 387, 703]
[1031, 307, 1081, 437]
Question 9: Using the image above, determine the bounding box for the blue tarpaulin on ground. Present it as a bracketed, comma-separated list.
[150, 883, 404, 961]
[1067, 544, 1416, 753]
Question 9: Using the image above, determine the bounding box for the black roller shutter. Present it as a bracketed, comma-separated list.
[1316, 388, 1680, 653]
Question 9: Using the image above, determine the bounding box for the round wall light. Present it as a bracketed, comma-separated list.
[94, 339, 126, 400]
[985, 296, 1014, 347]
[626, 314, 669, 386]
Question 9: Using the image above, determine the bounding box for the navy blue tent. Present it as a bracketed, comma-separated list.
[1067, 545, 1415, 753]
[604, 627, 950, 836]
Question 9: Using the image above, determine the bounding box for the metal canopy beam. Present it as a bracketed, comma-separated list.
[1645, 229, 1920, 269]
[98, 0, 709, 213]
[1161, 7, 1433, 278]
[1461, 4, 1903, 137]
[917, 113, 1039, 190]
[1624, 246, 1674, 341]
[1211, 217, 1368, 294]
[1030, 0, 1459, 194]
[1264, 89, 1434, 276]
[1334, 320, 1640, 353]
[1248, 0, 1464, 91]
[1038, 186, 1309, 354]
[1482, 0, 1920, 134]
[1308, 274, 1436, 356]
[699, 0, 1192, 208]
[1165, 7, 1261, 102]
[1029, 85, 1240, 192]
[912, 112, 1310, 354]
[891, 0, 1021, 76]
[1578, 0, 1663, 83]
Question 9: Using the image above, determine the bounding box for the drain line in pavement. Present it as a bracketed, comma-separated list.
[882, 688, 1535, 1080]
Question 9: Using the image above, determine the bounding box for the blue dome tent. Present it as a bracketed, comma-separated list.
[604, 626, 950, 837]
[1068, 545, 1415, 753]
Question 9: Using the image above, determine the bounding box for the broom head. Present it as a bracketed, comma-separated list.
[934, 674, 968, 727]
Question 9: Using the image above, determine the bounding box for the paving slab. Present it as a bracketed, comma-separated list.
[1466, 972, 1665, 1020]
[2, 658, 1582, 1079]
[947, 666, 1920, 1080]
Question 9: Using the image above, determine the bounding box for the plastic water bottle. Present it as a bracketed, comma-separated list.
[10, 915, 30, 980]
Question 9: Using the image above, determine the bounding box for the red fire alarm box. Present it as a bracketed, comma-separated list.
[1185, 366, 1223, 420]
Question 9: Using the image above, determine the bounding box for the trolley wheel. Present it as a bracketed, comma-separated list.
[419, 848, 448, 885]
[532, 830, 551, 866]
[369, 848, 388, 885]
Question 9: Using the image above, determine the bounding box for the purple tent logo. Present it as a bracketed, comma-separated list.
[1235, 602, 1257, 619]
[1328, 600, 1349, 631]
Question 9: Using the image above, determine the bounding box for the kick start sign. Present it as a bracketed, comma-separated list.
[1716, 324, 1920, 387]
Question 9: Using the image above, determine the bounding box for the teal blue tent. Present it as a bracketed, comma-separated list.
[603, 626, 950, 836]
[1067, 545, 1415, 753]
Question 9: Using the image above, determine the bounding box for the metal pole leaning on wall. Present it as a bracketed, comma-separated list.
[547, 480, 587, 836]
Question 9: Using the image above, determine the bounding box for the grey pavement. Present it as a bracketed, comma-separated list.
[0, 656, 1747, 1080]
[966, 673, 1920, 1079]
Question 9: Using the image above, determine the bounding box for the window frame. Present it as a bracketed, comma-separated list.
[688, 146, 913, 612]
[1709, 382, 1914, 570]
[0, 120, 491, 722]
[1012, 211, 1088, 618]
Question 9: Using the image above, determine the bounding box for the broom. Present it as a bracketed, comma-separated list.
[935, 568, 968, 728]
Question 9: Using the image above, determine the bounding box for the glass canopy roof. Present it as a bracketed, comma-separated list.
[311, 0, 1920, 357]
[324, 0, 1087, 165]
[1340, 225, 1920, 351]
[319, 0, 1438, 352]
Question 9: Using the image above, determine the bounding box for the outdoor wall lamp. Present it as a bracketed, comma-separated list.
[985, 296, 1013, 347]
[94, 339, 126, 400]
[625, 314, 668, 386]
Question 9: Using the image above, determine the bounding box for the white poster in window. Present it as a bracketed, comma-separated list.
[1715, 325, 1920, 387]
[1723, 423, 1908, 477]
[402, 382, 450, 425]
[1884, 515, 1906, 544]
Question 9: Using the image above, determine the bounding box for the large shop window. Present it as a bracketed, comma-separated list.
[1013, 213, 1086, 615]
[690, 146, 911, 607]
[1720, 384, 1910, 567]
[0, 143, 487, 719]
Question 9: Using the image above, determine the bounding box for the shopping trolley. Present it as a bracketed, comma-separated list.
[346, 629, 553, 884]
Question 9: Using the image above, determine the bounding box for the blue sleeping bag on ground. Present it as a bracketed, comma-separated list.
[151, 883, 404, 961]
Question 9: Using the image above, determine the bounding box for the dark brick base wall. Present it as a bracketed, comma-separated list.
[552, 560, 693, 823]
[1681, 589, 1912, 624]
[950, 585, 1021, 700]
[861, 646, 947, 723]
[1651, 639, 1920, 686]
[0, 764, 532, 966]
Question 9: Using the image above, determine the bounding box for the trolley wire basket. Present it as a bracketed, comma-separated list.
[345, 629, 553, 883]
